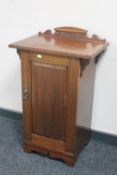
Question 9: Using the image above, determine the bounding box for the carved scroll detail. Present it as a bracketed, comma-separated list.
[38, 26, 107, 44]
[79, 59, 90, 77]
[92, 34, 106, 43]
[95, 50, 106, 64]
[17, 50, 21, 59]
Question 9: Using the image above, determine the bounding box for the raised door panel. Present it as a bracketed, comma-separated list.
[29, 54, 69, 141]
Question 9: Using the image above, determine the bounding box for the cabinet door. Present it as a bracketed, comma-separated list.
[29, 53, 69, 141]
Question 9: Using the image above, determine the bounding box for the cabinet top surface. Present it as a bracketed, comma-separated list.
[9, 26, 108, 59]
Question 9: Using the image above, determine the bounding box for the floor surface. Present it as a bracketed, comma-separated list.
[0, 115, 117, 175]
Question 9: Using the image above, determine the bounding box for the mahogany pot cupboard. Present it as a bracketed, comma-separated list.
[9, 26, 108, 166]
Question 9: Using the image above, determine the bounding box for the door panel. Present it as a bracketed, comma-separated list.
[30, 55, 68, 141]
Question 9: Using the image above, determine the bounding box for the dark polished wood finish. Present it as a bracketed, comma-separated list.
[9, 26, 108, 59]
[9, 26, 108, 166]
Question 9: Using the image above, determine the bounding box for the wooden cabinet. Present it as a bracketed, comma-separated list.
[9, 26, 108, 166]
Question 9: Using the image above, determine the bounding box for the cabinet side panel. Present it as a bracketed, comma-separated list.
[65, 58, 80, 153]
[30, 61, 68, 141]
[74, 59, 96, 156]
[77, 59, 96, 129]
